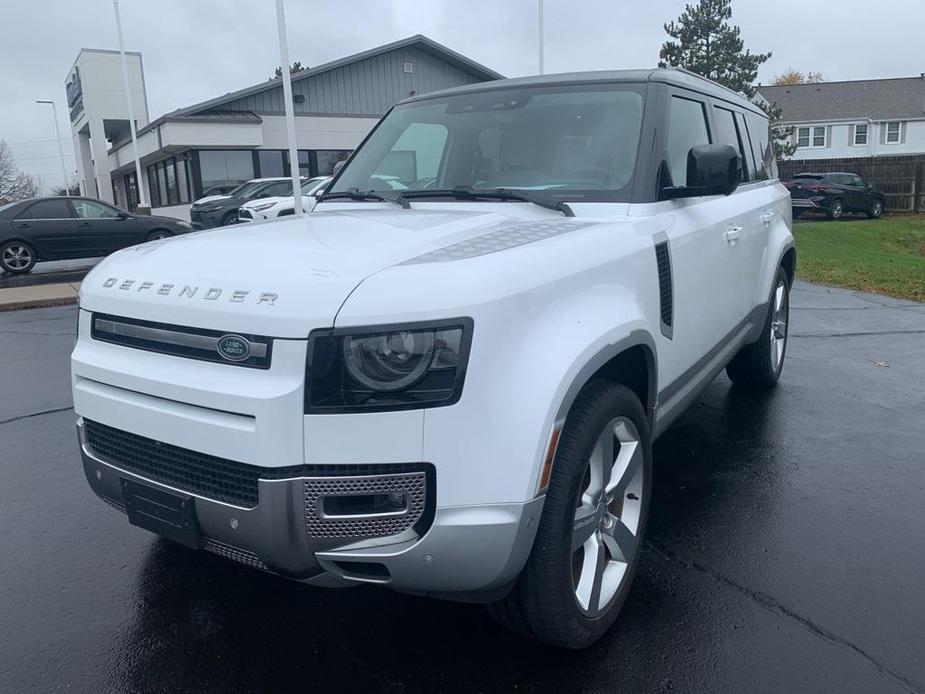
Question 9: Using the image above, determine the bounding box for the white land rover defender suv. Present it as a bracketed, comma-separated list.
[71, 68, 794, 649]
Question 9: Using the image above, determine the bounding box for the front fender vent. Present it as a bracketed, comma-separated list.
[654, 241, 673, 339]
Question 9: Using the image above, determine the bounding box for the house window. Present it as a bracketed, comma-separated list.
[797, 126, 826, 149]
[854, 124, 868, 145]
[886, 121, 901, 144]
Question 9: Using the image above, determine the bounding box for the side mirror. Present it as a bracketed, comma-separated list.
[662, 144, 739, 199]
[257, 193, 269, 199]
[117, 211, 131, 219]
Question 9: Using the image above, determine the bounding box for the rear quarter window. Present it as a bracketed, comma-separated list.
[744, 113, 777, 181]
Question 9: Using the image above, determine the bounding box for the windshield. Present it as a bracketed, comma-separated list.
[300, 176, 327, 192]
[227, 181, 264, 198]
[329, 84, 645, 202]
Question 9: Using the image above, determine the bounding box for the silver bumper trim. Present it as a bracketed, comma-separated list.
[77, 418, 545, 594]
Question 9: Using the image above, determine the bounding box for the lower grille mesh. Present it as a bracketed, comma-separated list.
[304, 473, 427, 539]
[203, 539, 268, 570]
[84, 420, 261, 507]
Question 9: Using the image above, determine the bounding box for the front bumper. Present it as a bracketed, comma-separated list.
[78, 418, 542, 596]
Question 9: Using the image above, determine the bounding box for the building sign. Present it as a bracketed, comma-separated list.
[66, 67, 83, 122]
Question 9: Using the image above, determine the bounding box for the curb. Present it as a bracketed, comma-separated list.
[0, 296, 78, 312]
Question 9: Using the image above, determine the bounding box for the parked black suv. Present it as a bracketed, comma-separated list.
[784, 172, 885, 220]
[0, 197, 194, 274]
[189, 178, 301, 229]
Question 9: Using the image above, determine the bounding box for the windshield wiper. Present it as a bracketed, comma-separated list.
[397, 186, 575, 217]
[316, 187, 410, 209]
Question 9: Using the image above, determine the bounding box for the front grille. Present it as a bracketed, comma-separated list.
[85, 420, 263, 507]
[91, 313, 273, 369]
[304, 472, 427, 539]
[84, 421, 433, 513]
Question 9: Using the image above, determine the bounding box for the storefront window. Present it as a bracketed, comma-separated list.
[165, 160, 179, 205]
[258, 150, 285, 177]
[315, 150, 352, 176]
[198, 150, 255, 191]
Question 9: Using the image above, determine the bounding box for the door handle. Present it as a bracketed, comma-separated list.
[14, 223, 31, 229]
[79, 221, 91, 227]
[759, 210, 775, 226]
[724, 225, 742, 244]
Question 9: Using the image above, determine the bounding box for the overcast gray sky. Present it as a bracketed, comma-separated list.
[1, 0, 922, 191]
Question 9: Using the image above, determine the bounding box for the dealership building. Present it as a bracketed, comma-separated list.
[66, 35, 502, 219]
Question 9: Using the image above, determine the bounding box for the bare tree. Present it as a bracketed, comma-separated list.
[0, 141, 40, 204]
[772, 69, 824, 86]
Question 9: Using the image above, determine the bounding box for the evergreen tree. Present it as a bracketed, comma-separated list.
[659, 0, 770, 96]
[659, 0, 795, 159]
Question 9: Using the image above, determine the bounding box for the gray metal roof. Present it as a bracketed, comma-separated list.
[758, 77, 925, 123]
[399, 67, 766, 115]
[171, 34, 503, 119]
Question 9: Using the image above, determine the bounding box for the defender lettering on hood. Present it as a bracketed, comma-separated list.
[101, 277, 278, 305]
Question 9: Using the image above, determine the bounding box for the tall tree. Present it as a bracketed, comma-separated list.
[772, 69, 824, 86]
[0, 141, 40, 205]
[270, 61, 306, 80]
[659, 0, 770, 96]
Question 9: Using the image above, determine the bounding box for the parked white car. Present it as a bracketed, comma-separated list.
[237, 177, 330, 222]
[71, 68, 794, 649]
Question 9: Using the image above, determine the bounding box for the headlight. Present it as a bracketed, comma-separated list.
[251, 202, 276, 212]
[306, 319, 473, 413]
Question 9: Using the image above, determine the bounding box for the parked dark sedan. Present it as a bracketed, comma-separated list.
[0, 196, 194, 274]
[189, 178, 299, 229]
[784, 172, 885, 220]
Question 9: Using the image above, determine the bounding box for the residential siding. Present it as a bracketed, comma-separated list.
[786, 121, 925, 161]
[213, 47, 484, 117]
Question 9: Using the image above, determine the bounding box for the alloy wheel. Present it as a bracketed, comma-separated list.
[1, 244, 33, 271]
[571, 416, 645, 617]
[871, 201, 883, 218]
[831, 200, 843, 219]
[770, 279, 789, 370]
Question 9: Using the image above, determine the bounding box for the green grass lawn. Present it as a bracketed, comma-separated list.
[792, 215, 925, 302]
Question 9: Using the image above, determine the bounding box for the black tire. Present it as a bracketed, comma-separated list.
[220, 211, 238, 227]
[827, 198, 844, 220]
[146, 229, 173, 242]
[726, 266, 790, 389]
[488, 381, 652, 649]
[0, 240, 37, 274]
[866, 198, 884, 219]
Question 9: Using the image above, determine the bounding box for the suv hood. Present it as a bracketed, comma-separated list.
[241, 195, 289, 210]
[79, 207, 576, 337]
[192, 194, 231, 207]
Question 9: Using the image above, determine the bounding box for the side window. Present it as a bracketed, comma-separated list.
[744, 113, 777, 181]
[374, 122, 449, 188]
[72, 199, 120, 219]
[667, 96, 711, 187]
[851, 175, 865, 187]
[734, 111, 757, 178]
[23, 199, 73, 219]
[712, 106, 748, 182]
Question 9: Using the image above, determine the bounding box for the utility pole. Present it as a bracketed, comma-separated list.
[113, 0, 148, 210]
[538, 0, 545, 74]
[35, 100, 70, 195]
[275, 0, 303, 216]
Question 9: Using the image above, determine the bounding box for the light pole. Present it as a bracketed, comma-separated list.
[538, 0, 544, 75]
[35, 100, 70, 195]
[112, 0, 148, 210]
[275, 0, 303, 216]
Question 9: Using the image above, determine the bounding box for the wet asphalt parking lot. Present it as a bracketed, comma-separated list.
[1, 281, 924, 693]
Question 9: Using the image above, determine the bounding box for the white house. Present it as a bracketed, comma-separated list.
[758, 75, 925, 161]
